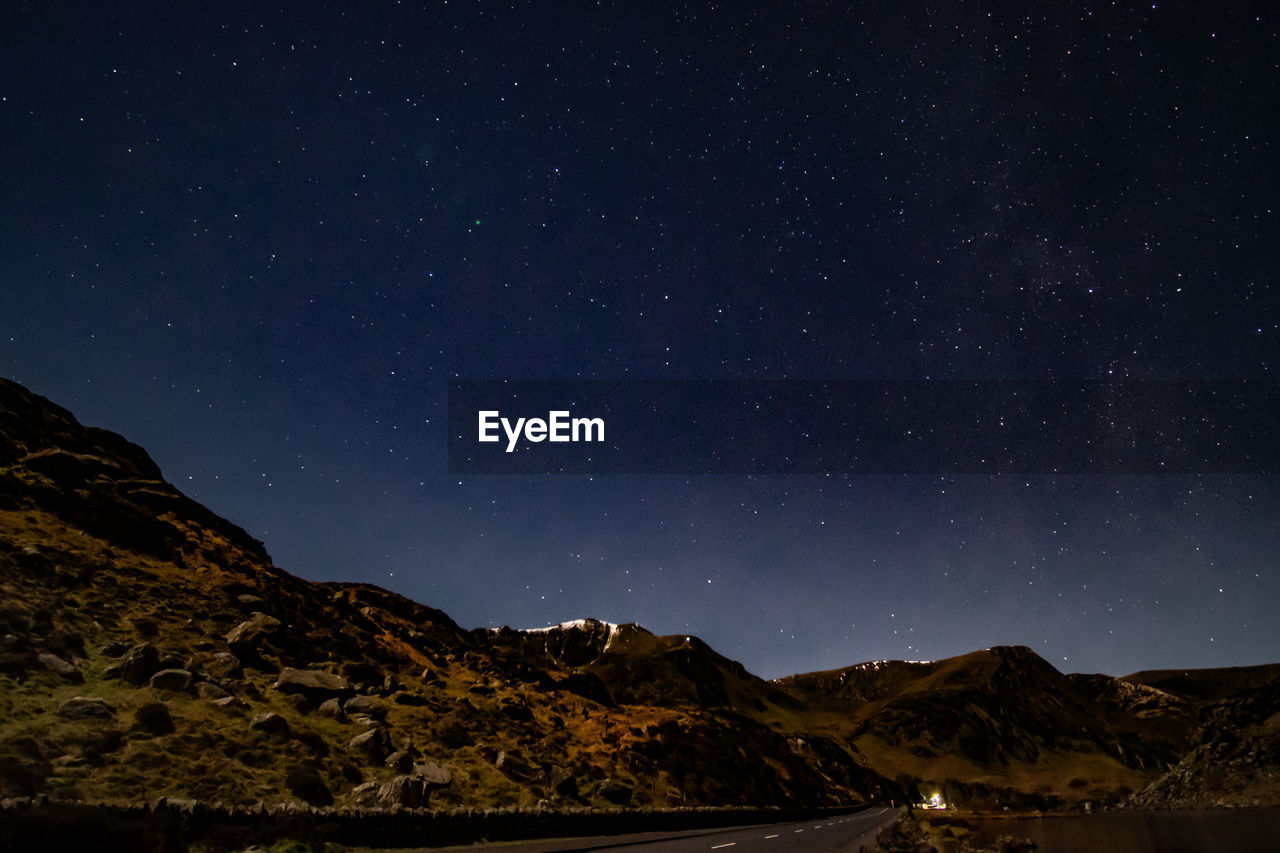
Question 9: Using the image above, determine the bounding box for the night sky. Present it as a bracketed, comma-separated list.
[3, 3, 1277, 679]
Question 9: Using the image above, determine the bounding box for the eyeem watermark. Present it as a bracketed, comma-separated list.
[450, 380, 1280, 474]
[478, 410, 605, 453]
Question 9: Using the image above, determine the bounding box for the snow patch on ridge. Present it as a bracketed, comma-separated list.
[523, 618, 622, 650]
[853, 659, 934, 671]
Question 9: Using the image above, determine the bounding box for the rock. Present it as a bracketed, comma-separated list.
[118, 643, 161, 685]
[377, 775, 429, 808]
[273, 667, 350, 697]
[226, 612, 281, 657]
[58, 696, 116, 719]
[392, 690, 429, 706]
[134, 702, 175, 735]
[385, 750, 414, 773]
[283, 693, 310, 713]
[495, 750, 539, 782]
[550, 766, 578, 797]
[149, 668, 193, 692]
[596, 778, 633, 806]
[211, 696, 242, 712]
[195, 681, 232, 701]
[350, 781, 380, 806]
[317, 697, 345, 719]
[199, 652, 242, 680]
[51, 754, 87, 769]
[414, 760, 452, 787]
[342, 695, 386, 720]
[249, 712, 290, 734]
[349, 728, 391, 765]
[37, 653, 83, 683]
[157, 654, 185, 671]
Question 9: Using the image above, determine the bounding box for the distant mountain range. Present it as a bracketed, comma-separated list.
[1, 376, 1276, 814]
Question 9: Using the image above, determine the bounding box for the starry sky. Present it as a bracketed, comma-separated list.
[2, 2, 1277, 679]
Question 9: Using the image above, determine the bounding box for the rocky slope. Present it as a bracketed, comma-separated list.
[1128, 673, 1280, 808]
[0, 377, 897, 811]
[1, 376, 1276, 815]
[778, 647, 1191, 809]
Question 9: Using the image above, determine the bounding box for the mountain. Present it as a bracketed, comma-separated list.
[0, 376, 1276, 819]
[1123, 662, 1280, 703]
[777, 646, 1192, 809]
[1127, 669, 1280, 808]
[0, 377, 897, 811]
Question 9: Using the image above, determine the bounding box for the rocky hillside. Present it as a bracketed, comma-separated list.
[1129, 673, 1280, 808]
[778, 647, 1192, 809]
[1, 376, 1276, 816]
[0, 377, 898, 811]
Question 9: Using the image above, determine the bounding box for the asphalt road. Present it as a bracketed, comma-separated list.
[452, 806, 903, 852]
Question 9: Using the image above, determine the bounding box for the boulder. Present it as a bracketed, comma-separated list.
[317, 697, 345, 719]
[349, 728, 391, 764]
[414, 760, 452, 787]
[199, 652, 242, 680]
[273, 667, 350, 698]
[385, 750, 414, 773]
[351, 781, 380, 806]
[58, 696, 115, 720]
[249, 712, 290, 734]
[134, 702, 175, 735]
[377, 774, 429, 808]
[596, 778, 633, 806]
[495, 750, 539, 783]
[118, 643, 161, 685]
[550, 766, 578, 797]
[342, 695, 387, 719]
[283, 693, 310, 713]
[149, 668, 193, 692]
[195, 681, 232, 701]
[226, 612, 281, 657]
[37, 652, 83, 683]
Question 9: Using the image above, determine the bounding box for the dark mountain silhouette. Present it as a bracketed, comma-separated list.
[0, 376, 1275, 815]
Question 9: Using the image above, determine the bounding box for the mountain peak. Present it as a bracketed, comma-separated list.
[523, 618, 623, 636]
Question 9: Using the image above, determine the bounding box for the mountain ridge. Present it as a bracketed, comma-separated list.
[1, 375, 1276, 815]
